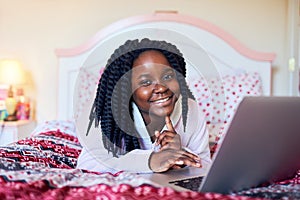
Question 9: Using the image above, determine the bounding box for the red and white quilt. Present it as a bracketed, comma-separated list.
[0, 126, 299, 199]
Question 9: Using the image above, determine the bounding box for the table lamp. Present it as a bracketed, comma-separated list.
[0, 59, 26, 121]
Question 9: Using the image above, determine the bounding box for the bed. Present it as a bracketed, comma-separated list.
[0, 13, 299, 199]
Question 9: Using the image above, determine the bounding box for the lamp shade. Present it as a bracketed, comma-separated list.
[0, 59, 26, 85]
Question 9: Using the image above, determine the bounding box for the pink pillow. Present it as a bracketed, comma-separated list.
[190, 72, 262, 124]
[31, 120, 76, 137]
[74, 67, 104, 120]
[189, 72, 263, 151]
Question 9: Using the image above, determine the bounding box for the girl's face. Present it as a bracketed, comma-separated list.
[131, 50, 180, 124]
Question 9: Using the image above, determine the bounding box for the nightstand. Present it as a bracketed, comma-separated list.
[0, 120, 36, 146]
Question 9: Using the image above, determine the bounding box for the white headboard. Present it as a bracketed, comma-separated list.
[55, 13, 275, 121]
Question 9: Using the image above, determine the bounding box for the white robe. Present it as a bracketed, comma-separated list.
[76, 97, 211, 173]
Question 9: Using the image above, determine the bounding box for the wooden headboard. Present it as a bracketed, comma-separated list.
[55, 13, 275, 121]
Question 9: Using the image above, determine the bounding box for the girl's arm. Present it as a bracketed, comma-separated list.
[76, 146, 153, 173]
[76, 121, 156, 173]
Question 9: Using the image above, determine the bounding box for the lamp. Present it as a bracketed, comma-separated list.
[0, 59, 26, 121]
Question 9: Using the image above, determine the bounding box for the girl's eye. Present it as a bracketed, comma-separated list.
[139, 80, 152, 86]
[162, 73, 175, 81]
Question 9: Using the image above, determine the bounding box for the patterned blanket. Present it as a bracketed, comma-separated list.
[0, 130, 299, 200]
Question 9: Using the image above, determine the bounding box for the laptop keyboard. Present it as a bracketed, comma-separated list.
[169, 176, 203, 191]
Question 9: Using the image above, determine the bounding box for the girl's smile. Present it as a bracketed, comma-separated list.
[150, 95, 172, 105]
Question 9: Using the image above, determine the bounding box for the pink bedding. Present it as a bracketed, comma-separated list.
[0, 129, 299, 199]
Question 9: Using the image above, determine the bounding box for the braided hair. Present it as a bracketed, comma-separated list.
[90, 38, 195, 157]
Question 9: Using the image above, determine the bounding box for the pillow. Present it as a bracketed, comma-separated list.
[207, 123, 226, 155]
[30, 120, 77, 137]
[190, 71, 262, 124]
[73, 67, 104, 120]
[189, 71, 263, 148]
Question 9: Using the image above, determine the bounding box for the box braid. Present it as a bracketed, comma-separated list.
[90, 38, 195, 157]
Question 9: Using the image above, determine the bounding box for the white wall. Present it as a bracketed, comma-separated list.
[0, 0, 293, 122]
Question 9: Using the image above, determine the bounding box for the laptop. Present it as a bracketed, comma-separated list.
[140, 96, 300, 194]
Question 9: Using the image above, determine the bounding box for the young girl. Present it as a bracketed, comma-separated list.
[76, 38, 211, 173]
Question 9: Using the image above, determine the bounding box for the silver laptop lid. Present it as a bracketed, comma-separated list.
[200, 96, 300, 194]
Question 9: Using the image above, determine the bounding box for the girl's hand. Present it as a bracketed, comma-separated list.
[155, 115, 181, 150]
[149, 148, 202, 173]
[150, 115, 202, 172]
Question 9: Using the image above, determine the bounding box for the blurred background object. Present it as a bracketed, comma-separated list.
[0, 59, 27, 121]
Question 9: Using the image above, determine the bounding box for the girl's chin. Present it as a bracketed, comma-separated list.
[147, 97, 178, 118]
[150, 108, 173, 118]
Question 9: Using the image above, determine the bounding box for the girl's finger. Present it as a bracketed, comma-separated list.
[174, 154, 202, 168]
[173, 149, 201, 163]
[165, 115, 175, 132]
[155, 131, 175, 145]
[182, 148, 201, 161]
[154, 130, 160, 145]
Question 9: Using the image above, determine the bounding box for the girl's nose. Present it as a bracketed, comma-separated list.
[153, 83, 168, 93]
